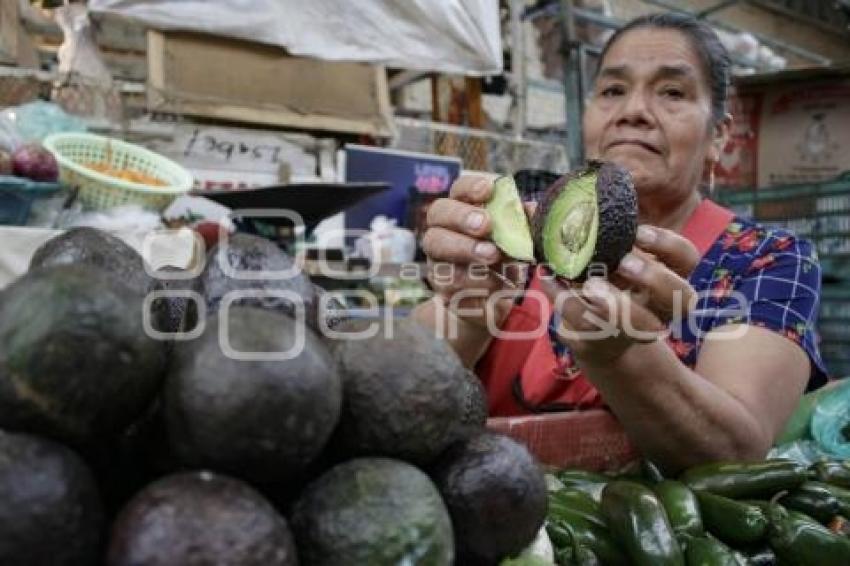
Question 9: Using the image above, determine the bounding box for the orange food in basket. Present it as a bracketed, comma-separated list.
[84, 162, 167, 187]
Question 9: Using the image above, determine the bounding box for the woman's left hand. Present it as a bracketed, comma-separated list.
[540, 225, 700, 366]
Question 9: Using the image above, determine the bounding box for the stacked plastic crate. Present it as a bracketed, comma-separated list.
[716, 172, 850, 378]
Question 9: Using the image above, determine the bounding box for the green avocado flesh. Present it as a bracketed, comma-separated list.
[487, 176, 534, 261]
[542, 173, 599, 279]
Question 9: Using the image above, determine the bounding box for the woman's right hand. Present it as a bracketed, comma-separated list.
[421, 174, 530, 330]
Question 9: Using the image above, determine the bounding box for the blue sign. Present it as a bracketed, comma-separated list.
[344, 145, 462, 235]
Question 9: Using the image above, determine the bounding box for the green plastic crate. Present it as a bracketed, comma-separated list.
[716, 172, 850, 280]
[818, 284, 850, 379]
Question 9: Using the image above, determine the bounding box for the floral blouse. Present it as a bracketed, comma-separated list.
[550, 216, 828, 391]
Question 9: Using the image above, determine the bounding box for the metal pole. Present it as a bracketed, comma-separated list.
[696, 0, 741, 19]
[642, 0, 832, 66]
[559, 0, 584, 167]
[510, 0, 527, 141]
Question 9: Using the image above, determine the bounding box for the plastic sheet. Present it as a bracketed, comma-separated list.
[768, 440, 830, 467]
[88, 0, 502, 75]
[0, 102, 86, 148]
[55, 3, 113, 82]
[811, 379, 850, 459]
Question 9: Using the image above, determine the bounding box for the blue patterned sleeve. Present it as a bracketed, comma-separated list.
[706, 230, 827, 389]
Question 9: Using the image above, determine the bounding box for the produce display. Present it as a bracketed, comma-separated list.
[548, 460, 850, 565]
[0, 227, 549, 566]
[487, 161, 638, 280]
[2, 211, 845, 565]
[9, 143, 59, 182]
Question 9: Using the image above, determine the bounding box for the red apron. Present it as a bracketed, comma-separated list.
[476, 199, 735, 416]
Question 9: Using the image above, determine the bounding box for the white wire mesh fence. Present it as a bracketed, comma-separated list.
[392, 117, 569, 175]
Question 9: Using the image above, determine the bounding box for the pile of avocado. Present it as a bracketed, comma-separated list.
[0, 227, 548, 565]
[548, 459, 850, 565]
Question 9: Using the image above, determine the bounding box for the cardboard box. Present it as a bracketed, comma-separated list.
[757, 79, 850, 188]
[487, 410, 637, 472]
[143, 123, 330, 190]
[719, 68, 850, 194]
[716, 90, 762, 190]
[0, 68, 50, 107]
[147, 31, 393, 138]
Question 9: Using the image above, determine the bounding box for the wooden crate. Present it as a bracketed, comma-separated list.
[487, 410, 638, 472]
[147, 31, 393, 137]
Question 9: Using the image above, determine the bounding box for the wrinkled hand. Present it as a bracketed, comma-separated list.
[421, 174, 530, 329]
[541, 225, 699, 366]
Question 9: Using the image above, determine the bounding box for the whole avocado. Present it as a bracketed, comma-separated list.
[107, 471, 297, 566]
[430, 431, 548, 565]
[531, 160, 637, 280]
[0, 265, 167, 449]
[291, 457, 454, 566]
[197, 232, 322, 326]
[0, 429, 103, 566]
[164, 306, 342, 484]
[332, 318, 475, 466]
[30, 227, 152, 295]
[29, 227, 171, 330]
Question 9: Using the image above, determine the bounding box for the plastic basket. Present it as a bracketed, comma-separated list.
[716, 172, 850, 280]
[0, 175, 67, 226]
[43, 133, 193, 212]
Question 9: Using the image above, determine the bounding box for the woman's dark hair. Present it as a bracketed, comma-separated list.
[597, 12, 731, 124]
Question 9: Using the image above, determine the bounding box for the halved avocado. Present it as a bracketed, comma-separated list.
[486, 176, 535, 261]
[532, 161, 637, 280]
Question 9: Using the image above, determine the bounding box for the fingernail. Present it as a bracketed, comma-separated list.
[474, 241, 499, 259]
[474, 179, 492, 199]
[619, 253, 645, 276]
[467, 211, 485, 230]
[584, 277, 609, 299]
[637, 225, 657, 245]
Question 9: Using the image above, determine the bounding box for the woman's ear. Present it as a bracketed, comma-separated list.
[708, 113, 733, 163]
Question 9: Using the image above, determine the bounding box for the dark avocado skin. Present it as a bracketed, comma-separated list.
[0, 265, 167, 450]
[593, 162, 638, 277]
[291, 457, 454, 566]
[152, 266, 197, 335]
[532, 160, 638, 280]
[0, 429, 103, 566]
[164, 307, 342, 484]
[107, 472, 297, 566]
[100, 396, 181, 517]
[332, 318, 474, 466]
[461, 369, 489, 429]
[30, 227, 153, 295]
[430, 431, 548, 565]
[198, 233, 318, 327]
[29, 227, 171, 330]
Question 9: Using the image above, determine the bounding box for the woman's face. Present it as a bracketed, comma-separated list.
[583, 27, 726, 203]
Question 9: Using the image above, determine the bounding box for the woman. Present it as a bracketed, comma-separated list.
[413, 12, 826, 473]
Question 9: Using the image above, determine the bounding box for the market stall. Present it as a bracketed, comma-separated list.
[2, 1, 850, 565]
